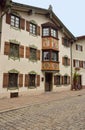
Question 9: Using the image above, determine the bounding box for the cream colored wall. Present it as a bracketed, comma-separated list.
[0, 10, 71, 97]
[72, 39, 85, 86]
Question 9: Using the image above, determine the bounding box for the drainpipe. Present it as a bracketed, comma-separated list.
[70, 40, 73, 90]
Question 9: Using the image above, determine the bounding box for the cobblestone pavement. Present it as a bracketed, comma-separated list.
[0, 92, 85, 130]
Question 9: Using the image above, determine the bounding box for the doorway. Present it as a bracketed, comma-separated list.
[45, 73, 53, 91]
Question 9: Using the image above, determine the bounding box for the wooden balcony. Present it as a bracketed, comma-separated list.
[42, 61, 59, 71]
[42, 37, 59, 51]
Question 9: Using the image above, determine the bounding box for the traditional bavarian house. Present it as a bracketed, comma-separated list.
[0, 1, 76, 98]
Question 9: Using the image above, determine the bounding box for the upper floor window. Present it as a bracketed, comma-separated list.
[51, 29, 57, 38]
[42, 27, 58, 38]
[42, 50, 58, 62]
[76, 44, 83, 51]
[62, 37, 69, 47]
[10, 43, 19, 58]
[11, 15, 20, 28]
[43, 28, 49, 36]
[62, 56, 70, 66]
[30, 23, 37, 35]
[30, 48, 37, 60]
[75, 60, 79, 68]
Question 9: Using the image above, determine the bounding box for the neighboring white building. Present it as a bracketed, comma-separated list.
[1, 1, 84, 98]
[72, 36, 85, 89]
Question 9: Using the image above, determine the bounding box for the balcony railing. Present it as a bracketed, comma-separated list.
[42, 61, 59, 71]
[42, 37, 59, 50]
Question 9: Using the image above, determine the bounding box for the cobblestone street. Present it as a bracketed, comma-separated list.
[0, 91, 85, 130]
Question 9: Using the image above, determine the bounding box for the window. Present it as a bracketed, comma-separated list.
[51, 51, 58, 61]
[63, 57, 70, 66]
[9, 73, 18, 88]
[75, 60, 79, 68]
[62, 37, 69, 47]
[76, 44, 83, 51]
[11, 15, 20, 28]
[30, 48, 37, 60]
[51, 28, 57, 38]
[63, 76, 68, 84]
[43, 28, 49, 36]
[29, 74, 36, 87]
[43, 51, 58, 61]
[10, 43, 19, 58]
[56, 75, 61, 85]
[30, 23, 37, 35]
[43, 51, 50, 61]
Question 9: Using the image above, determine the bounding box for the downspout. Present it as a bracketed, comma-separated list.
[70, 41, 73, 90]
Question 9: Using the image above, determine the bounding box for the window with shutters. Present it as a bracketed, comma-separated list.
[29, 74, 36, 87]
[76, 44, 83, 51]
[8, 73, 18, 88]
[63, 57, 70, 66]
[10, 43, 19, 58]
[30, 48, 37, 60]
[30, 23, 37, 35]
[11, 14, 20, 28]
[62, 37, 69, 47]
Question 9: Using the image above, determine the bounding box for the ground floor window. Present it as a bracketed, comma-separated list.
[63, 76, 68, 84]
[54, 75, 61, 85]
[9, 73, 18, 88]
[29, 74, 36, 87]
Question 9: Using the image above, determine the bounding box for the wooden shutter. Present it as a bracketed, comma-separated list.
[68, 58, 70, 66]
[73, 59, 75, 67]
[62, 57, 65, 65]
[19, 45, 24, 58]
[54, 76, 57, 85]
[20, 18, 25, 30]
[37, 75, 40, 86]
[19, 74, 23, 87]
[79, 61, 83, 68]
[37, 26, 40, 35]
[6, 13, 11, 24]
[37, 50, 40, 60]
[26, 47, 30, 58]
[26, 21, 30, 32]
[25, 74, 29, 87]
[4, 42, 10, 55]
[3, 73, 9, 88]
[62, 76, 64, 84]
[62, 37, 64, 45]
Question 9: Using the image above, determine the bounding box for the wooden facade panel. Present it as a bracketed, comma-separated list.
[4, 42, 10, 55]
[42, 62, 59, 71]
[3, 73, 9, 88]
[19, 74, 23, 87]
[19, 45, 24, 58]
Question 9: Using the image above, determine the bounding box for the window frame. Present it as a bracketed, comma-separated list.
[30, 48, 37, 60]
[11, 14, 20, 28]
[29, 74, 36, 87]
[8, 73, 18, 88]
[9, 43, 19, 58]
[30, 23, 37, 35]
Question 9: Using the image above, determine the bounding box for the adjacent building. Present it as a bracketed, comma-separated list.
[0, 1, 84, 98]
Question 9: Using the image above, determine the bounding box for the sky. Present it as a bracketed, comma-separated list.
[13, 0, 85, 37]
